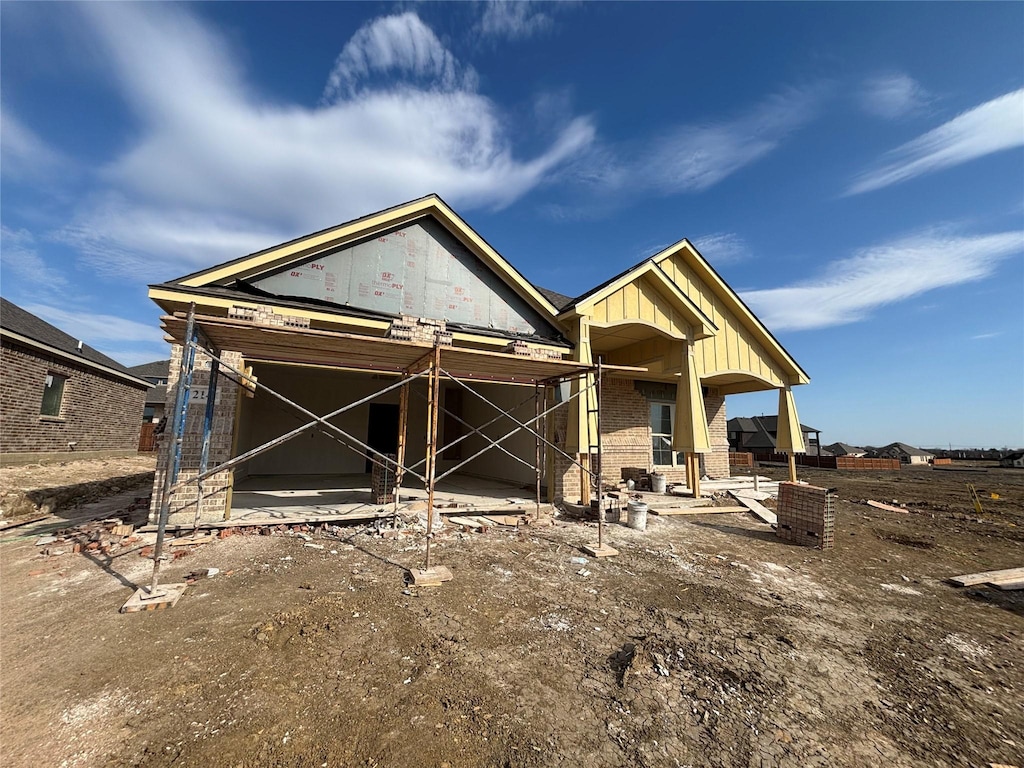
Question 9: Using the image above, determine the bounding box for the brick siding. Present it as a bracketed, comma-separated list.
[1, 339, 146, 453]
[551, 378, 731, 501]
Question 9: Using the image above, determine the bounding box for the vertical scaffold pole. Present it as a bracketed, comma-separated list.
[150, 304, 196, 597]
[596, 358, 604, 550]
[394, 380, 409, 512]
[424, 345, 442, 571]
[192, 357, 220, 536]
[534, 382, 542, 519]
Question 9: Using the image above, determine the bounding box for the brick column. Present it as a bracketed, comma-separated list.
[701, 393, 730, 479]
[150, 344, 242, 525]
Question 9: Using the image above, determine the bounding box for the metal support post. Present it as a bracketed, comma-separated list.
[192, 357, 220, 535]
[596, 357, 604, 550]
[150, 304, 197, 597]
[424, 345, 442, 571]
[394, 380, 409, 511]
[534, 383, 542, 519]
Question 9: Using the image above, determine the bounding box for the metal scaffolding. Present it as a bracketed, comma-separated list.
[144, 304, 616, 599]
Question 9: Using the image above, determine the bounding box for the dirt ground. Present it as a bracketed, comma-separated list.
[1, 464, 1022, 768]
[0, 455, 157, 519]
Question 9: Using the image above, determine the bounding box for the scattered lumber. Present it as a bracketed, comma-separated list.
[121, 583, 188, 613]
[948, 567, 1024, 588]
[730, 492, 778, 525]
[989, 580, 1024, 592]
[408, 565, 453, 586]
[867, 500, 909, 514]
[448, 516, 485, 529]
[0, 514, 50, 531]
[650, 506, 746, 516]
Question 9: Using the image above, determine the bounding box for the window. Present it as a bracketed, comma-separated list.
[142, 405, 155, 422]
[41, 372, 68, 417]
[650, 402, 681, 466]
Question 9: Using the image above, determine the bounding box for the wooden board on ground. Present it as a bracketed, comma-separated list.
[480, 515, 523, 526]
[408, 565, 453, 586]
[730, 493, 778, 525]
[949, 567, 1024, 587]
[168, 534, 215, 546]
[447, 516, 484, 529]
[988, 580, 1024, 591]
[867, 500, 909, 513]
[581, 544, 618, 558]
[121, 583, 187, 613]
[0, 514, 50, 532]
[139, 509, 396, 533]
[650, 506, 747, 516]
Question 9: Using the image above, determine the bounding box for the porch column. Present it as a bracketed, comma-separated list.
[673, 340, 711, 498]
[565, 318, 597, 503]
[776, 385, 805, 482]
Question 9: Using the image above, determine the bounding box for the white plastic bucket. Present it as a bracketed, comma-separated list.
[627, 500, 648, 531]
[651, 473, 667, 493]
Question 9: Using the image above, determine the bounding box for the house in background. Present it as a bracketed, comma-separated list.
[0, 297, 150, 460]
[869, 442, 935, 465]
[825, 442, 866, 458]
[728, 416, 822, 456]
[146, 195, 811, 525]
[999, 450, 1024, 468]
[128, 359, 170, 423]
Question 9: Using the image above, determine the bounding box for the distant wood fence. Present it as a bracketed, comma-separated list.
[729, 452, 754, 467]
[752, 452, 900, 471]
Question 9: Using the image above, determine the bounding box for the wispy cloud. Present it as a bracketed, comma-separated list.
[57, 4, 594, 276]
[971, 331, 1002, 341]
[0, 226, 69, 292]
[0, 111, 67, 180]
[21, 303, 165, 345]
[691, 232, 751, 264]
[636, 85, 827, 194]
[847, 88, 1024, 195]
[859, 73, 931, 119]
[478, 1, 554, 40]
[322, 12, 476, 102]
[743, 229, 1024, 331]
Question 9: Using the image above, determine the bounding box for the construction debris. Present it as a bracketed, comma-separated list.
[948, 567, 1024, 590]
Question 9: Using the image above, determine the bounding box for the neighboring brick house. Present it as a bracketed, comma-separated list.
[0, 298, 150, 458]
[128, 359, 171, 423]
[147, 195, 810, 523]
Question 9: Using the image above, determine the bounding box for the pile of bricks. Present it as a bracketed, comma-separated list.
[32, 495, 151, 560]
[503, 340, 563, 361]
[776, 482, 836, 550]
[228, 304, 310, 329]
[387, 316, 452, 346]
[371, 454, 397, 505]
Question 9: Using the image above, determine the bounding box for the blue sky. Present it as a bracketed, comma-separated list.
[2, 1, 1022, 448]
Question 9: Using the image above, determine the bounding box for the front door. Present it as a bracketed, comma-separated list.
[365, 403, 400, 472]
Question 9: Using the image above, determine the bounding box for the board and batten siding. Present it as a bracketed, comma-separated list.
[589, 276, 687, 338]
[658, 253, 787, 386]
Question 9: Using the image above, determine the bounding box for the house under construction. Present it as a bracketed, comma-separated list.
[147, 195, 809, 537]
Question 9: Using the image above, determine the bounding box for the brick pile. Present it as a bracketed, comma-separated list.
[502, 340, 563, 361]
[387, 316, 452, 346]
[371, 453, 396, 505]
[776, 482, 836, 550]
[227, 304, 310, 328]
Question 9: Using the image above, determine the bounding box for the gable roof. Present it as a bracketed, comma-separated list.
[128, 359, 170, 379]
[558, 259, 717, 339]
[826, 442, 865, 455]
[161, 194, 562, 324]
[654, 239, 809, 385]
[0, 298, 149, 388]
[728, 415, 820, 434]
[882, 441, 934, 457]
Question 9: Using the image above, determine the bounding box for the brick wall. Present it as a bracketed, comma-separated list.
[1, 339, 146, 454]
[550, 379, 730, 501]
[150, 344, 242, 526]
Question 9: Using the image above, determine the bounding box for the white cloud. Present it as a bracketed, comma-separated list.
[743, 229, 1024, 331]
[64, 4, 594, 276]
[96, 347, 171, 368]
[860, 73, 930, 119]
[691, 232, 751, 264]
[847, 88, 1024, 195]
[0, 110, 66, 180]
[21, 303, 166, 345]
[0, 226, 69, 290]
[635, 85, 826, 193]
[322, 13, 476, 102]
[478, 1, 554, 40]
[971, 332, 1001, 341]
